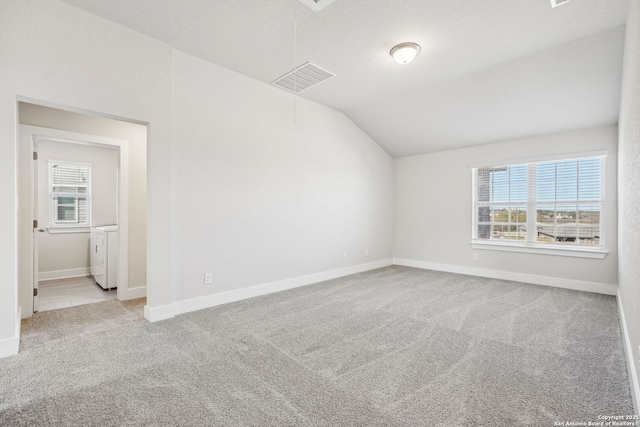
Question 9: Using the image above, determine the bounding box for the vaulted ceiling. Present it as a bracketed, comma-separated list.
[59, 0, 629, 157]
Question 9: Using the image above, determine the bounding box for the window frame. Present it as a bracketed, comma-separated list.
[470, 151, 608, 259]
[47, 160, 92, 230]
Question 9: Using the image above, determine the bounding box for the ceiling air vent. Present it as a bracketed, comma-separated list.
[298, 0, 336, 12]
[550, 0, 571, 7]
[272, 62, 335, 93]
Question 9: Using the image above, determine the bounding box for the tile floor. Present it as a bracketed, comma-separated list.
[37, 276, 116, 312]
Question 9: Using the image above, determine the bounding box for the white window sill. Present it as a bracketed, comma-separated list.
[470, 240, 608, 259]
[47, 226, 90, 234]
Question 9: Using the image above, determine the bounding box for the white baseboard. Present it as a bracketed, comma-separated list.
[144, 303, 174, 322]
[618, 290, 640, 414]
[118, 285, 146, 301]
[144, 258, 393, 322]
[39, 267, 90, 281]
[0, 306, 21, 359]
[393, 258, 617, 295]
[0, 336, 20, 358]
[173, 259, 393, 316]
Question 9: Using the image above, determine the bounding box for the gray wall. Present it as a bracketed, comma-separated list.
[618, 0, 640, 411]
[394, 126, 618, 289]
[171, 50, 394, 302]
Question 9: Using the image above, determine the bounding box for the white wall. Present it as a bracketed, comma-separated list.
[35, 140, 118, 275]
[394, 126, 618, 289]
[0, 0, 173, 344]
[0, 0, 394, 349]
[618, 0, 640, 411]
[171, 51, 394, 303]
[19, 102, 148, 289]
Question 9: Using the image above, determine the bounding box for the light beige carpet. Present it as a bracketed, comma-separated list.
[0, 266, 634, 426]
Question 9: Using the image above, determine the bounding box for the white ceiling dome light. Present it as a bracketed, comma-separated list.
[390, 42, 421, 65]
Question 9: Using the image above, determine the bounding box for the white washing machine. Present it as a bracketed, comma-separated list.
[90, 225, 118, 290]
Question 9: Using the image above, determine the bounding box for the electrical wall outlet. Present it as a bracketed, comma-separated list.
[472, 253, 479, 261]
[343, 252, 347, 260]
[204, 273, 213, 285]
[365, 249, 369, 257]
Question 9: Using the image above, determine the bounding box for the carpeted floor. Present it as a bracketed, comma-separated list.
[0, 266, 634, 426]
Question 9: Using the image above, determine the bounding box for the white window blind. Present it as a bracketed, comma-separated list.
[48, 161, 91, 226]
[472, 156, 604, 248]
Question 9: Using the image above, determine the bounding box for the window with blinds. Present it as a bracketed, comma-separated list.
[472, 155, 604, 247]
[48, 161, 91, 226]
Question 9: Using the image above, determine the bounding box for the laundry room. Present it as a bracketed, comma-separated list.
[35, 138, 118, 310]
[17, 102, 148, 315]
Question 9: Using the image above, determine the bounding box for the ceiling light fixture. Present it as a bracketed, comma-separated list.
[298, 0, 336, 12]
[390, 42, 421, 65]
[550, 0, 571, 7]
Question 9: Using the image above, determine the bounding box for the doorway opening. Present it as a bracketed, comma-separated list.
[17, 102, 148, 319]
[34, 137, 119, 311]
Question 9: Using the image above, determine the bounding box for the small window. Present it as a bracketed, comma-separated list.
[472, 155, 604, 250]
[48, 161, 91, 227]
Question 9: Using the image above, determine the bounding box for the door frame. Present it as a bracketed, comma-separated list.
[18, 125, 131, 316]
[32, 137, 39, 312]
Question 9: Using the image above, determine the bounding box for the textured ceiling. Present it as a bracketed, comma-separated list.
[59, 0, 629, 157]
